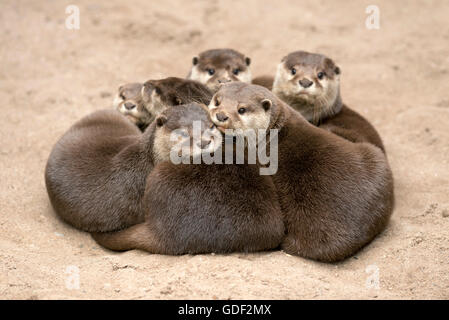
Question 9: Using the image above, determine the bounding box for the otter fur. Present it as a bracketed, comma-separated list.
[45, 110, 160, 232]
[91, 103, 285, 254]
[209, 82, 394, 262]
[272, 50, 385, 151]
[187, 48, 252, 92]
[114, 77, 212, 131]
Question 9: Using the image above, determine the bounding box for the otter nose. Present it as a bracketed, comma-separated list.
[216, 112, 229, 122]
[197, 139, 212, 149]
[217, 78, 231, 84]
[124, 102, 136, 110]
[299, 79, 313, 88]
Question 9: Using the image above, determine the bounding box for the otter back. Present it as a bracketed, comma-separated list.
[45, 110, 155, 232]
[208, 82, 394, 262]
[91, 102, 285, 254]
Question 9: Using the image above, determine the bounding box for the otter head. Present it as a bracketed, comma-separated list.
[187, 49, 252, 92]
[208, 82, 276, 135]
[151, 103, 223, 164]
[114, 83, 152, 128]
[141, 79, 179, 120]
[142, 77, 213, 119]
[273, 51, 341, 123]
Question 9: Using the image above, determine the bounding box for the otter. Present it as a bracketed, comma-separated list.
[187, 49, 252, 92]
[91, 103, 285, 254]
[272, 50, 385, 151]
[142, 77, 213, 111]
[208, 82, 394, 262]
[45, 110, 157, 232]
[115, 78, 213, 131]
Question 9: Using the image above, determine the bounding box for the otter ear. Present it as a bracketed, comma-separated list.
[192, 57, 199, 65]
[324, 58, 340, 76]
[174, 97, 183, 105]
[156, 115, 167, 127]
[141, 82, 153, 102]
[261, 99, 272, 111]
[245, 57, 251, 66]
[334, 66, 341, 75]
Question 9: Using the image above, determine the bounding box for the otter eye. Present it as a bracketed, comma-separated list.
[215, 97, 220, 106]
[291, 68, 296, 75]
[233, 68, 240, 75]
[317, 71, 326, 80]
[208, 69, 215, 76]
[156, 116, 167, 127]
[238, 108, 246, 115]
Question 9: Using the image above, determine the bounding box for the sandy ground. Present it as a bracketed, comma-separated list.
[1, 0, 448, 300]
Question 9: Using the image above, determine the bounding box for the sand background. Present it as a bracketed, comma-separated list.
[1, 0, 448, 299]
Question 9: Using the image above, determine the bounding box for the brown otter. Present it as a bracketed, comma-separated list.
[45, 110, 158, 232]
[115, 78, 213, 131]
[91, 103, 285, 254]
[209, 82, 394, 262]
[272, 50, 385, 151]
[187, 49, 252, 92]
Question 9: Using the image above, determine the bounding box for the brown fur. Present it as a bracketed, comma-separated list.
[319, 105, 385, 152]
[142, 77, 212, 108]
[210, 83, 394, 262]
[91, 103, 285, 254]
[45, 110, 159, 232]
[252, 75, 274, 91]
[273, 50, 385, 151]
[187, 49, 252, 92]
[115, 78, 212, 132]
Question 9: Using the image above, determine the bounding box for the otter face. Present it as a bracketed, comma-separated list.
[208, 83, 273, 134]
[187, 49, 252, 92]
[141, 80, 177, 120]
[273, 51, 341, 107]
[142, 77, 213, 121]
[152, 103, 223, 164]
[114, 83, 152, 127]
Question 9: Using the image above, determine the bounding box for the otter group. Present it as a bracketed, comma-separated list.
[45, 48, 394, 262]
